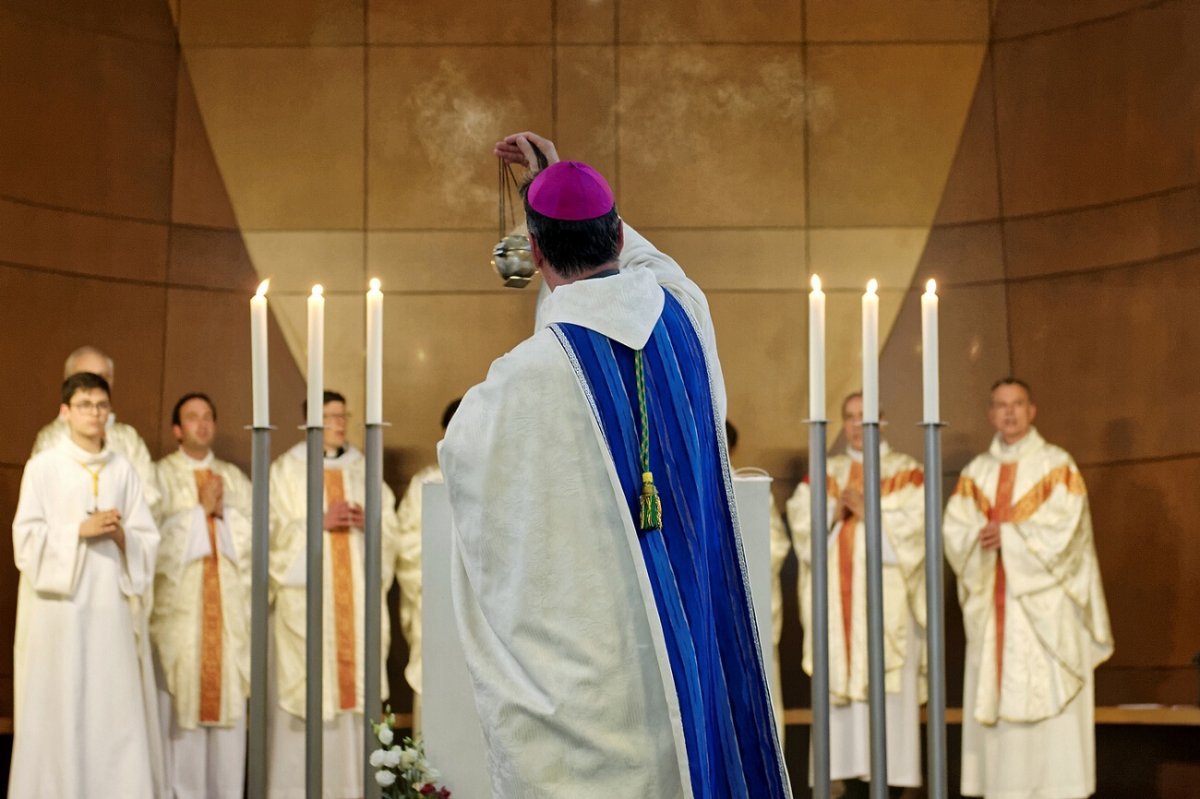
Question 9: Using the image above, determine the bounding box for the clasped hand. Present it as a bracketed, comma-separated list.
[80, 509, 126, 551]
[325, 500, 364, 531]
[978, 519, 1002, 550]
[199, 474, 224, 518]
[835, 486, 865, 520]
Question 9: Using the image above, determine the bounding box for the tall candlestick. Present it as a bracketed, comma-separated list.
[366, 279, 383, 425]
[862, 279, 879, 423]
[809, 275, 826, 422]
[922, 279, 940, 424]
[307, 285, 324, 428]
[251, 279, 270, 428]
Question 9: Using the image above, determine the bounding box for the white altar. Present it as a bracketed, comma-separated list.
[420, 476, 778, 796]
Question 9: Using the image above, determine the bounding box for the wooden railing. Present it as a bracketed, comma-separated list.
[4, 706, 1200, 736]
[782, 705, 1200, 726]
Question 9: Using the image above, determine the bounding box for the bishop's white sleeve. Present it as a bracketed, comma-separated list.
[439, 335, 686, 798]
[620, 223, 726, 421]
[12, 459, 83, 596]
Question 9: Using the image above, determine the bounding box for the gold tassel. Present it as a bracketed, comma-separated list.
[639, 470, 663, 531]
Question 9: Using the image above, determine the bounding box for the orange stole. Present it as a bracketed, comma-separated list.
[955, 464, 1084, 525]
[324, 468, 358, 711]
[833, 462, 923, 671]
[837, 461, 864, 670]
[990, 463, 1018, 693]
[195, 469, 224, 724]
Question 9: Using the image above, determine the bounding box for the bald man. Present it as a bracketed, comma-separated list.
[33, 346, 160, 517]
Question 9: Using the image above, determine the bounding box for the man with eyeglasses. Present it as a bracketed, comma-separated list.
[266, 390, 403, 799]
[10, 372, 162, 798]
[786, 392, 927, 798]
[32, 345, 161, 517]
[151, 392, 253, 799]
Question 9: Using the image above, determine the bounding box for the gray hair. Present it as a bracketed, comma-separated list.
[64, 346, 114, 381]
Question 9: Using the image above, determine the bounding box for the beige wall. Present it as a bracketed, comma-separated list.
[0, 0, 308, 720]
[2, 0, 1199, 792]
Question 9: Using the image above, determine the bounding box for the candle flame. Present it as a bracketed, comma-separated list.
[311, 284, 324, 297]
[926, 278, 937, 295]
[810, 274, 822, 292]
[255, 279, 269, 297]
[369, 277, 381, 292]
[866, 278, 878, 295]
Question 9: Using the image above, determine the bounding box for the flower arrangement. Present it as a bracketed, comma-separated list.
[370, 710, 451, 799]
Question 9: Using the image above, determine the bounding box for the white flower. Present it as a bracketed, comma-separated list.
[377, 725, 394, 746]
[399, 748, 417, 769]
[384, 746, 402, 768]
[369, 748, 388, 768]
[375, 771, 396, 788]
[423, 766, 441, 781]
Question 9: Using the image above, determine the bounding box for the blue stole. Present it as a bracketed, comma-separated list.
[553, 289, 787, 798]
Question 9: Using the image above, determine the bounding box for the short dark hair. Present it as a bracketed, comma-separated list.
[62, 372, 110, 405]
[441, 398, 462, 430]
[990, 377, 1033, 401]
[725, 419, 739, 451]
[522, 182, 621, 277]
[301, 389, 347, 418]
[172, 392, 217, 426]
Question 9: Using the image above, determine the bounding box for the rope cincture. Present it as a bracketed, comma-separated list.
[635, 349, 663, 531]
[78, 460, 106, 513]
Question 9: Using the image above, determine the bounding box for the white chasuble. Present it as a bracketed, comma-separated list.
[153, 449, 253, 728]
[152, 450, 253, 799]
[442, 225, 796, 799]
[266, 443, 400, 799]
[944, 428, 1112, 799]
[786, 443, 926, 786]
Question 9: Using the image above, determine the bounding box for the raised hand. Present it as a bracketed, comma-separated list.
[494, 131, 560, 175]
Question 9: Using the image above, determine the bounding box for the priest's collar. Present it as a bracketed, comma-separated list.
[540, 266, 664, 350]
[284, 440, 361, 466]
[846, 440, 891, 462]
[59, 435, 111, 466]
[178, 448, 214, 468]
[989, 426, 1045, 463]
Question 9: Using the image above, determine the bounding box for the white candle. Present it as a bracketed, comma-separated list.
[307, 284, 324, 428]
[251, 280, 270, 427]
[809, 274, 826, 421]
[366, 278, 383, 425]
[862, 279, 879, 423]
[922, 279, 940, 424]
